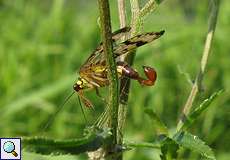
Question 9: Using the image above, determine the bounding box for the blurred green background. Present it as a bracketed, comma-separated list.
[0, 0, 229, 159]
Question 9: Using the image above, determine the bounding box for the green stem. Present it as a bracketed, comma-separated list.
[117, 0, 164, 157]
[92, 0, 164, 158]
[177, 0, 220, 130]
[130, 0, 141, 35]
[98, 0, 119, 158]
[117, 0, 164, 133]
[117, 0, 126, 29]
[117, 0, 127, 142]
[140, 0, 160, 18]
[124, 140, 160, 149]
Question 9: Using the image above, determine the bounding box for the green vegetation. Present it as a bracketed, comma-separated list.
[0, 0, 229, 159]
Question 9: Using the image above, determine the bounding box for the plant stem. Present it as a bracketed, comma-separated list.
[117, 0, 126, 29]
[117, 0, 127, 146]
[118, 0, 164, 125]
[97, 0, 119, 158]
[140, 0, 159, 18]
[130, 0, 141, 35]
[117, 1, 140, 158]
[117, 1, 164, 158]
[91, 0, 164, 159]
[177, 0, 220, 130]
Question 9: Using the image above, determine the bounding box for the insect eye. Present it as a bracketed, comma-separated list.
[73, 84, 82, 91]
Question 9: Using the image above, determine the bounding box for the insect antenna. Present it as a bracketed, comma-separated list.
[41, 91, 75, 133]
[77, 95, 88, 124]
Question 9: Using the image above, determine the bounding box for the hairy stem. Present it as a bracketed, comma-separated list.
[91, 0, 164, 159]
[97, 0, 119, 158]
[177, 0, 220, 130]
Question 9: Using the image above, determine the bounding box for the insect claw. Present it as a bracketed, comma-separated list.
[143, 66, 157, 82]
[138, 66, 157, 86]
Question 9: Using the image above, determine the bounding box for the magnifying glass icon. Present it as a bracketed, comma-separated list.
[3, 141, 18, 157]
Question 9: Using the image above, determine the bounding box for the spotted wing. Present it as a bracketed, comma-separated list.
[113, 30, 165, 57]
[80, 27, 131, 71]
[79, 27, 131, 87]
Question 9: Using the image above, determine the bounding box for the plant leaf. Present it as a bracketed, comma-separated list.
[173, 131, 216, 160]
[180, 90, 223, 131]
[22, 127, 112, 155]
[160, 137, 179, 160]
[145, 108, 168, 136]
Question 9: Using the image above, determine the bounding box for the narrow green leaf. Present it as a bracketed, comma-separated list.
[180, 90, 223, 131]
[22, 127, 112, 155]
[145, 108, 168, 136]
[123, 140, 160, 150]
[173, 131, 216, 160]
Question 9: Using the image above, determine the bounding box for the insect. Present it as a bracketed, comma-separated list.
[73, 27, 165, 107]
[42, 28, 164, 131]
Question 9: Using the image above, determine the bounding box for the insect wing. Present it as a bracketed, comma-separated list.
[113, 30, 165, 57]
[79, 27, 131, 72]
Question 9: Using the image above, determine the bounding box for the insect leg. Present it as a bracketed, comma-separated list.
[78, 90, 94, 108]
[95, 87, 106, 103]
[95, 87, 102, 97]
